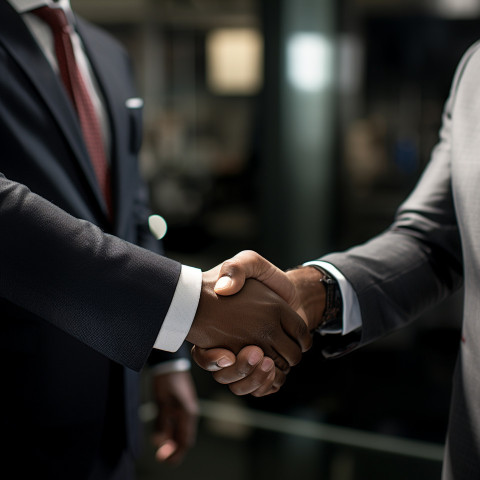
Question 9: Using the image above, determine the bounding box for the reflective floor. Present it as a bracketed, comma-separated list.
[135, 397, 444, 480]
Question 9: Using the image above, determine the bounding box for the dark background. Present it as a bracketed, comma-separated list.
[73, 1, 480, 478]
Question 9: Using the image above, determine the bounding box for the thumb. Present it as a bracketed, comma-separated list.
[213, 251, 251, 296]
[191, 345, 236, 371]
[214, 274, 240, 295]
[214, 251, 296, 307]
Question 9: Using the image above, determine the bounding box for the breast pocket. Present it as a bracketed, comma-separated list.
[126, 97, 144, 154]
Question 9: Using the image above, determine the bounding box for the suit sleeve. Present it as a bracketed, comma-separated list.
[318, 45, 476, 352]
[136, 179, 193, 365]
[0, 173, 182, 371]
[129, 140, 193, 366]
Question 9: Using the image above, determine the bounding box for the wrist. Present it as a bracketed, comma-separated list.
[286, 266, 326, 331]
[308, 265, 343, 332]
[186, 272, 213, 347]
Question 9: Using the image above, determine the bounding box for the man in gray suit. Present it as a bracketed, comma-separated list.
[193, 39, 480, 479]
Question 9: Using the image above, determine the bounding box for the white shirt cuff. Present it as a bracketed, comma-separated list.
[153, 265, 202, 352]
[303, 261, 362, 335]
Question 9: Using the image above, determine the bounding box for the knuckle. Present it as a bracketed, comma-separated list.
[229, 384, 247, 396]
[212, 371, 230, 384]
[290, 349, 302, 366]
[220, 259, 239, 273]
[272, 355, 288, 372]
[238, 249, 257, 259]
[236, 366, 251, 378]
[251, 389, 265, 398]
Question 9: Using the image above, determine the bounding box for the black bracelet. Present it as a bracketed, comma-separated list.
[308, 265, 343, 331]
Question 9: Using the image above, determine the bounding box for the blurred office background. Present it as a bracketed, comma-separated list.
[73, 0, 480, 478]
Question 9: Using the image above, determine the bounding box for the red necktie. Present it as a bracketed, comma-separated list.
[32, 6, 112, 216]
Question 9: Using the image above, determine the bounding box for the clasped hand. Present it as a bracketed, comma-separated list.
[187, 251, 326, 397]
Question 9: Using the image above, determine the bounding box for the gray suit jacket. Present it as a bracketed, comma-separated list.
[321, 41, 480, 478]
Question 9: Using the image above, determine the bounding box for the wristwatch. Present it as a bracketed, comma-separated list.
[308, 265, 343, 331]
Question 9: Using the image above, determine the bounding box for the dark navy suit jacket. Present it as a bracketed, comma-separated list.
[0, 2, 187, 477]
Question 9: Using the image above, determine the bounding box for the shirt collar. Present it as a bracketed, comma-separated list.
[7, 0, 72, 15]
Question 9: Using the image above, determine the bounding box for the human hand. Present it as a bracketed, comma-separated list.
[191, 345, 287, 396]
[191, 251, 326, 396]
[186, 264, 312, 372]
[151, 370, 198, 464]
[214, 250, 326, 331]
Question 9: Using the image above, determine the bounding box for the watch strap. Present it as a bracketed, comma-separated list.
[308, 265, 343, 332]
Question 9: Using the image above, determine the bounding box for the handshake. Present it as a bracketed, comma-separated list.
[185, 250, 329, 397]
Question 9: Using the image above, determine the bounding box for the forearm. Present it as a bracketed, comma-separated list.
[320, 112, 463, 345]
[0, 174, 181, 371]
[285, 266, 326, 331]
[322, 227, 463, 345]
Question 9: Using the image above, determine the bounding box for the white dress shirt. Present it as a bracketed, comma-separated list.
[8, 0, 203, 362]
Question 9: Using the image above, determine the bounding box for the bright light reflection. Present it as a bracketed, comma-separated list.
[148, 215, 168, 240]
[287, 33, 333, 93]
[206, 28, 263, 95]
[433, 0, 480, 17]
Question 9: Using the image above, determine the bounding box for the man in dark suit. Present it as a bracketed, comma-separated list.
[194, 38, 480, 479]
[0, 1, 311, 478]
[0, 0, 199, 477]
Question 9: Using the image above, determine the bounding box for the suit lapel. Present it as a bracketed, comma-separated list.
[0, 2, 110, 219]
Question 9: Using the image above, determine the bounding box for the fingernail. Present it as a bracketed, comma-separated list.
[215, 276, 233, 291]
[217, 356, 234, 368]
[247, 349, 263, 366]
[260, 358, 274, 372]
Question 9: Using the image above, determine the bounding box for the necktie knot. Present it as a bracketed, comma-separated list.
[32, 6, 70, 34]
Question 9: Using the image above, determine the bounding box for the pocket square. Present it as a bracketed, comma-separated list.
[125, 97, 144, 109]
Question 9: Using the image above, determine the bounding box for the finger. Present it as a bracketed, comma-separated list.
[166, 411, 197, 465]
[153, 427, 177, 462]
[214, 251, 296, 306]
[270, 328, 306, 368]
[259, 303, 309, 367]
[213, 346, 265, 384]
[264, 346, 291, 371]
[155, 439, 178, 463]
[280, 307, 313, 354]
[228, 357, 276, 396]
[191, 345, 235, 372]
[153, 411, 170, 440]
[251, 364, 287, 397]
[163, 445, 184, 465]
